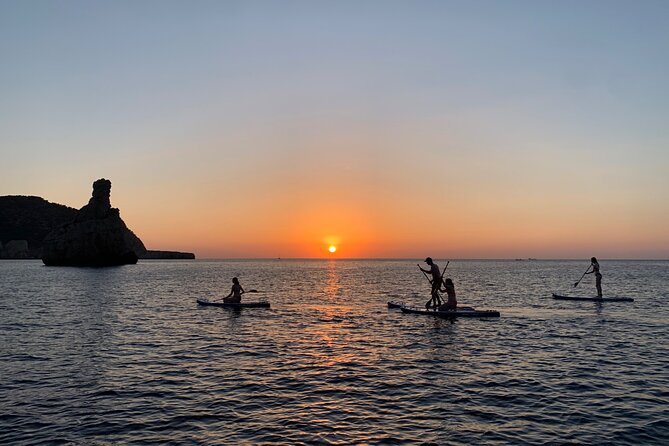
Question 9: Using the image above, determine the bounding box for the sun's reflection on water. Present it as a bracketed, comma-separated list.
[323, 259, 341, 302]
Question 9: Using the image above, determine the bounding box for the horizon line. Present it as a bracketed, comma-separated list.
[168, 257, 669, 262]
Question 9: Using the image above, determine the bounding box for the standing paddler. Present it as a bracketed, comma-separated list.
[573, 257, 603, 297]
[584, 257, 603, 297]
[419, 257, 443, 310]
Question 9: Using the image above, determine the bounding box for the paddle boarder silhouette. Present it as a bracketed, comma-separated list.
[584, 257, 602, 297]
[224, 277, 245, 303]
[439, 278, 457, 311]
[419, 257, 442, 310]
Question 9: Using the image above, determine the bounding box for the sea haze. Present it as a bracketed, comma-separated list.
[1, 259, 668, 444]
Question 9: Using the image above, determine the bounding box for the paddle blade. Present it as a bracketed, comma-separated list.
[573, 282, 579, 287]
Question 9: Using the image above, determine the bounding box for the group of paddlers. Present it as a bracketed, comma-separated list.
[419, 256, 604, 311]
[223, 256, 604, 307]
[418, 257, 457, 311]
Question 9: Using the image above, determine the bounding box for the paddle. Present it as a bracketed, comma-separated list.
[434, 261, 450, 308]
[573, 266, 591, 287]
[417, 264, 433, 308]
[417, 264, 431, 284]
[439, 261, 450, 285]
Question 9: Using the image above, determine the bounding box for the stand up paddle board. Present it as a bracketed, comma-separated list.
[552, 294, 633, 302]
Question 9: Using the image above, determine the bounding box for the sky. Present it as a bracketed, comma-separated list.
[1, 0, 668, 259]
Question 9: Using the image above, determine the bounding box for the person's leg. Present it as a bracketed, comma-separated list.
[596, 275, 602, 297]
[431, 282, 441, 310]
[426, 284, 436, 309]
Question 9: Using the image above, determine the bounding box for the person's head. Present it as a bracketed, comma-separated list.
[232, 277, 239, 284]
[591, 257, 598, 264]
[444, 278, 454, 287]
[424, 257, 433, 265]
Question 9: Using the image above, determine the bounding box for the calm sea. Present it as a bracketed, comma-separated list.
[1, 259, 668, 445]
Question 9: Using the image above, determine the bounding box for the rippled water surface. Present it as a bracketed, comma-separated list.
[1, 259, 668, 445]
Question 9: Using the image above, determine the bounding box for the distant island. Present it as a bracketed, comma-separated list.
[0, 179, 194, 263]
[140, 250, 195, 260]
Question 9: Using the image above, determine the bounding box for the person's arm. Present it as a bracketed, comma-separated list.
[240, 286, 245, 294]
[225, 286, 234, 298]
[584, 266, 594, 274]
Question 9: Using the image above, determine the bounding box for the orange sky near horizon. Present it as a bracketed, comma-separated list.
[85, 162, 667, 259]
[7, 113, 669, 260]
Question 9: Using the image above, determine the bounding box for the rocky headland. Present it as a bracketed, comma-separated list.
[1, 179, 195, 264]
[41, 179, 146, 266]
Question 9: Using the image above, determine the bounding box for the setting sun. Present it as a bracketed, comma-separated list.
[328, 245, 337, 253]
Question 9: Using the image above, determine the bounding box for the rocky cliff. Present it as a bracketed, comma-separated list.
[1, 181, 195, 262]
[41, 179, 147, 266]
[0, 196, 77, 258]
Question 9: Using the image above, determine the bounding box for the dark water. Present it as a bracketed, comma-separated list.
[1, 259, 668, 445]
